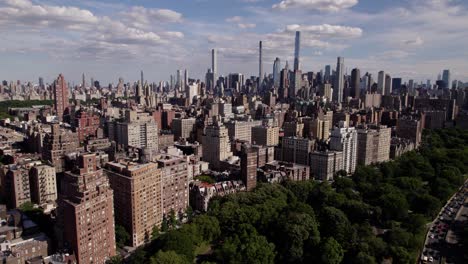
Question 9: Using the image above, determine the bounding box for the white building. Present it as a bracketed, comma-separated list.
[330, 124, 358, 174]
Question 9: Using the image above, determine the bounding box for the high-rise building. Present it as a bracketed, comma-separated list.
[172, 118, 196, 141]
[357, 125, 391, 165]
[259, 41, 263, 86]
[273, 57, 281, 88]
[278, 137, 314, 166]
[392, 78, 402, 93]
[325, 65, 331, 82]
[52, 74, 69, 121]
[283, 121, 304, 138]
[105, 161, 162, 247]
[377, 71, 385, 94]
[108, 110, 158, 153]
[29, 165, 57, 206]
[1, 166, 30, 209]
[251, 125, 280, 146]
[279, 67, 289, 101]
[225, 120, 262, 143]
[319, 83, 332, 99]
[334, 57, 344, 102]
[42, 123, 80, 173]
[202, 122, 233, 169]
[330, 125, 358, 174]
[156, 155, 189, 217]
[310, 151, 344, 181]
[351, 68, 360, 99]
[57, 154, 116, 263]
[442, 69, 451, 89]
[384, 74, 392, 95]
[241, 145, 257, 191]
[294, 31, 301, 71]
[396, 116, 423, 147]
[212, 49, 217, 90]
[141, 70, 144, 85]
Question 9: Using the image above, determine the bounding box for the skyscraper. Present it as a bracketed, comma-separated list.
[184, 69, 188, 88]
[442, 69, 451, 89]
[141, 70, 144, 85]
[212, 49, 217, 90]
[377, 71, 385, 94]
[202, 121, 233, 170]
[52, 74, 69, 121]
[333, 57, 344, 102]
[259, 41, 263, 86]
[273, 58, 281, 88]
[294, 31, 301, 71]
[330, 126, 358, 174]
[57, 153, 116, 263]
[325, 65, 331, 82]
[82, 73, 86, 88]
[392, 78, 402, 93]
[105, 161, 162, 247]
[385, 74, 392, 95]
[351, 68, 360, 99]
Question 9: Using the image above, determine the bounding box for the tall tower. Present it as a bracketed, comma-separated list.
[385, 74, 392, 95]
[53, 74, 69, 121]
[184, 69, 188, 88]
[442, 69, 451, 89]
[241, 144, 258, 191]
[57, 153, 116, 263]
[378, 71, 385, 94]
[212, 49, 217, 90]
[141, 70, 144, 85]
[351, 68, 360, 99]
[334, 57, 344, 102]
[273, 57, 281, 88]
[259, 41, 263, 86]
[294, 31, 301, 71]
[325, 65, 331, 82]
[82, 73, 86, 88]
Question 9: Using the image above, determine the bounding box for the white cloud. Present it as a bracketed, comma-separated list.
[273, 0, 358, 12]
[226, 16, 256, 29]
[403, 36, 424, 46]
[238, 23, 256, 29]
[0, 0, 98, 29]
[226, 16, 243, 23]
[285, 24, 362, 38]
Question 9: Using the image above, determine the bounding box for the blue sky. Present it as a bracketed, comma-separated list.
[0, 0, 467, 85]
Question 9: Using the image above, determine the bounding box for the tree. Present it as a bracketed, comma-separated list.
[354, 252, 377, 264]
[215, 233, 276, 264]
[321, 237, 344, 264]
[186, 206, 194, 222]
[115, 225, 130, 248]
[161, 216, 169, 232]
[162, 229, 197, 261]
[107, 255, 123, 264]
[151, 225, 160, 240]
[274, 211, 320, 263]
[130, 248, 147, 264]
[169, 209, 178, 229]
[389, 246, 412, 264]
[192, 215, 221, 242]
[319, 207, 352, 246]
[151, 250, 189, 264]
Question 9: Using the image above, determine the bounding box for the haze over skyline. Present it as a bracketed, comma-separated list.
[1, 0, 468, 84]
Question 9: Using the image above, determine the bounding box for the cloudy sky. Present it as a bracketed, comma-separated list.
[1, 0, 467, 85]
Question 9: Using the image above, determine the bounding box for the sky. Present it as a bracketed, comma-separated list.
[0, 0, 467, 85]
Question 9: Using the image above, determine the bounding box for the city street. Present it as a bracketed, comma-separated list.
[420, 180, 468, 264]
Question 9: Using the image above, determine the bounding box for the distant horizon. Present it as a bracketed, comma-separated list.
[1, 0, 468, 84]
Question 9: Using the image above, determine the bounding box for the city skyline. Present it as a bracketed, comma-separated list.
[1, 0, 468, 84]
